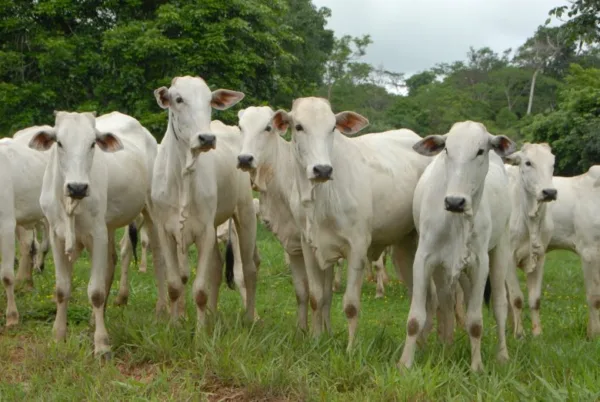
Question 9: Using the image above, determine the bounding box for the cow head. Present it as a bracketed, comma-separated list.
[29, 111, 123, 200]
[271, 97, 369, 182]
[504, 143, 557, 202]
[236, 106, 280, 172]
[154, 76, 244, 154]
[413, 121, 516, 214]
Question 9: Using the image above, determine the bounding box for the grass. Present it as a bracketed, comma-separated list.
[1, 223, 599, 401]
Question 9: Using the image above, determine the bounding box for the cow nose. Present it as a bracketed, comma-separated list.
[198, 134, 216, 149]
[313, 164, 333, 180]
[541, 188, 557, 201]
[444, 196, 466, 212]
[66, 183, 89, 199]
[237, 154, 254, 169]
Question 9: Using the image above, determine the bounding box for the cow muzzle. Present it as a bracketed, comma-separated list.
[192, 133, 216, 153]
[237, 154, 255, 171]
[444, 196, 467, 213]
[540, 188, 557, 202]
[311, 164, 333, 182]
[66, 182, 89, 200]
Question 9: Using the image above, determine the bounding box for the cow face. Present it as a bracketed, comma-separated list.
[154, 76, 244, 154]
[413, 121, 516, 214]
[504, 143, 557, 202]
[29, 111, 123, 199]
[237, 106, 278, 172]
[271, 97, 368, 182]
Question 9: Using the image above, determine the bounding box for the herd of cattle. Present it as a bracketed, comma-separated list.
[1, 75, 599, 372]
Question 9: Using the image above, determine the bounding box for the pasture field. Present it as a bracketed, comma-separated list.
[1, 223, 599, 401]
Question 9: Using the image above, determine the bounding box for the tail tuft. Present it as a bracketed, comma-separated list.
[225, 240, 235, 290]
[128, 222, 139, 265]
[483, 276, 492, 307]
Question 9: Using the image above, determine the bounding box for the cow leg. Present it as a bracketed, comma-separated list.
[1, 219, 18, 326]
[526, 254, 545, 336]
[288, 252, 309, 331]
[581, 254, 600, 339]
[105, 231, 117, 308]
[332, 262, 342, 292]
[142, 211, 168, 316]
[156, 224, 183, 320]
[139, 224, 150, 273]
[176, 243, 189, 314]
[284, 252, 291, 267]
[115, 229, 131, 306]
[50, 231, 72, 342]
[454, 282, 467, 330]
[34, 220, 50, 273]
[322, 265, 334, 335]
[301, 238, 325, 336]
[233, 203, 258, 323]
[88, 226, 111, 357]
[15, 226, 34, 289]
[505, 259, 524, 338]
[230, 224, 248, 312]
[432, 270, 454, 344]
[373, 252, 386, 299]
[489, 237, 510, 363]
[343, 249, 368, 352]
[398, 249, 435, 369]
[466, 253, 489, 372]
[193, 225, 218, 328]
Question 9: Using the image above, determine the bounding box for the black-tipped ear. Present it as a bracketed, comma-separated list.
[413, 135, 446, 156]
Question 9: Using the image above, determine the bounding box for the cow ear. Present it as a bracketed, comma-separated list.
[413, 135, 446, 156]
[154, 87, 170, 109]
[490, 134, 516, 157]
[29, 129, 57, 151]
[96, 132, 123, 152]
[272, 110, 290, 133]
[211, 89, 245, 110]
[335, 111, 369, 135]
[503, 152, 522, 166]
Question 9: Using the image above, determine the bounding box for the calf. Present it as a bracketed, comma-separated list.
[269, 98, 430, 349]
[399, 121, 515, 372]
[547, 166, 600, 339]
[503, 143, 556, 337]
[28, 111, 158, 356]
[151, 76, 259, 327]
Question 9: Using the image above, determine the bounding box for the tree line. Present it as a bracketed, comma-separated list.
[1, 0, 598, 175]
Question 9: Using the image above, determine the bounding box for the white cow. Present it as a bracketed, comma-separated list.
[28, 111, 159, 356]
[269, 98, 430, 349]
[503, 143, 557, 337]
[151, 76, 259, 327]
[399, 121, 515, 372]
[0, 138, 48, 326]
[547, 165, 600, 339]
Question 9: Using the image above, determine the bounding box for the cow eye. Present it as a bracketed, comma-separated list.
[57, 141, 63, 148]
[332, 126, 336, 132]
[265, 125, 272, 132]
[175, 96, 183, 104]
[476, 149, 484, 156]
[90, 142, 96, 149]
[295, 124, 303, 131]
[525, 161, 532, 167]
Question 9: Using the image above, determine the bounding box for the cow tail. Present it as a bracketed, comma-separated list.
[128, 222, 139, 266]
[483, 275, 492, 307]
[225, 218, 235, 290]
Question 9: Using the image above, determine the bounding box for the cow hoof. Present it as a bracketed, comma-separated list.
[114, 294, 129, 307]
[470, 362, 484, 373]
[97, 350, 112, 361]
[375, 292, 384, 299]
[497, 350, 509, 364]
[139, 265, 147, 273]
[6, 312, 19, 327]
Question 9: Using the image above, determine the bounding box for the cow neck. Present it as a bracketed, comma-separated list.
[169, 110, 180, 141]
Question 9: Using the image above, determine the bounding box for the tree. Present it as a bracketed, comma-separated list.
[323, 34, 373, 100]
[549, 0, 600, 45]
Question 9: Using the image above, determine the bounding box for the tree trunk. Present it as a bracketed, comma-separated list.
[327, 82, 333, 101]
[527, 68, 541, 115]
[504, 88, 512, 112]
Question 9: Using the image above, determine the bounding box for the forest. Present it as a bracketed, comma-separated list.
[1, 0, 599, 175]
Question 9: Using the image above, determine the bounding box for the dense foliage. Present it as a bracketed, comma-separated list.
[0, 0, 598, 174]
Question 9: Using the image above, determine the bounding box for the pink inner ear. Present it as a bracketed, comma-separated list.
[97, 135, 121, 152]
[337, 113, 366, 133]
[159, 90, 169, 106]
[273, 113, 288, 131]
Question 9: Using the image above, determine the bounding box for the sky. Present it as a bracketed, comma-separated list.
[312, 0, 566, 78]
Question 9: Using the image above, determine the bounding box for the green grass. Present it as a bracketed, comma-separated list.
[1, 223, 599, 401]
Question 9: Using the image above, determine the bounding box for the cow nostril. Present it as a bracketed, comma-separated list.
[237, 155, 254, 165]
[198, 134, 215, 144]
[313, 164, 333, 178]
[444, 196, 466, 212]
[542, 188, 557, 199]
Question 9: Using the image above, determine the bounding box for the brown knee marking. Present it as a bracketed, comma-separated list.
[344, 304, 357, 319]
[7, 311, 18, 321]
[56, 289, 66, 304]
[593, 296, 600, 310]
[181, 275, 189, 285]
[167, 285, 180, 302]
[514, 297, 523, 309]
[469, 323, 482, 339]
[533, 298, 541, 310]
[90, 291, 105, 309]
[407, 317, 419, 336]
[309, 295, 317, 311]
[195, 290, 208, 309]
[2, 276, 12, 287]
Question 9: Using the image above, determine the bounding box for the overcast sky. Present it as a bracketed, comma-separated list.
[312, 0, 566, 77]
